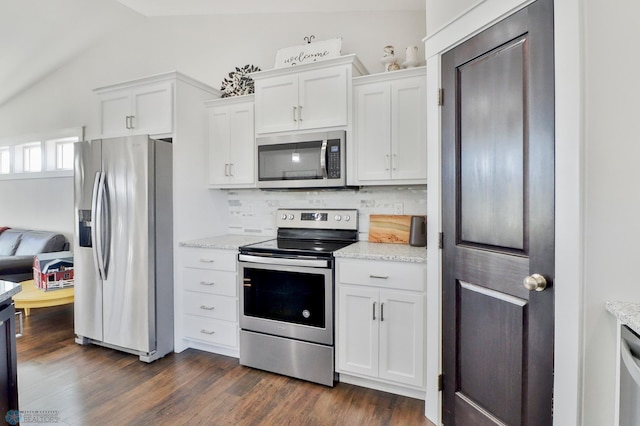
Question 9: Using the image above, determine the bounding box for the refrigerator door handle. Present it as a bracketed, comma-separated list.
[94, 171, 108, 280]
[90, 172, 104, 280]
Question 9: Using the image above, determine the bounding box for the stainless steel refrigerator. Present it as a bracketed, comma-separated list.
[73, 135, 173, 362]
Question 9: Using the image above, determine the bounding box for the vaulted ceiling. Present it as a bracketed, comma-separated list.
[0, 0, 424, 106]
[115, 0, 425, 16]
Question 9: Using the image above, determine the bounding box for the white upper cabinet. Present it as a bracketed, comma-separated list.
[97, 80, 173, 138]
[255, 74, 298, 134]
[206, 95, 255, 188]
[253, 54, 366, 134]
[353, 67, 427, 185]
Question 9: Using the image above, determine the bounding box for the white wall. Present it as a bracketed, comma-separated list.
[0, 10, 426, 138]
[0, 10, 425, 240]
[581, 0, 640, 424]
[425, 0, 479, 35]
[0, 177, 74, 241]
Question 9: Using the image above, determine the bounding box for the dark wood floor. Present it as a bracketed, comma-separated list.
[16, 305, 434, 425]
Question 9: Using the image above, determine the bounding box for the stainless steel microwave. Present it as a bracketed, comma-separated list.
[256, 130, 346, 189]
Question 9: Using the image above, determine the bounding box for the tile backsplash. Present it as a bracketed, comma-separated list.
[227, 186, 427, 240]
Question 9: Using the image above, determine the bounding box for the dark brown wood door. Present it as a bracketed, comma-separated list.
[441, 0, 555, 425]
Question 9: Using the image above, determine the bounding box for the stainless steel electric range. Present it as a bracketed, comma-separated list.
[238, 208, 358, 386]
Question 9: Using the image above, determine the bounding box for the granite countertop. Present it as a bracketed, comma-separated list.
[180, 236, 428, 264]
[179, 235, 272, 250]
[0, 281, 22, 305]
[334, 241, 427, 264]
[606, 301, 640, 335]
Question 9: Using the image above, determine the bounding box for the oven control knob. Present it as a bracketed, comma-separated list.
[288, 214, 295, 220]
[344, 215, 351, 222]
[334, 215, 342, 221]
[281, 214, 287, 220]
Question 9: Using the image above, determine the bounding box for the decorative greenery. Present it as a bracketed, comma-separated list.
[220, 64, 261, 97]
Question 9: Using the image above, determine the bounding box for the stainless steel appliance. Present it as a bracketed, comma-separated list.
[256, 130, 346, 189]
[238, 208, 358, 386]
[619, 325, 640, 425]
[73, 135, 173, 362]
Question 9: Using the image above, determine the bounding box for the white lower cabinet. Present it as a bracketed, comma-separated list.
[179, 247, 239, 355]
[337, 258, 426, 396]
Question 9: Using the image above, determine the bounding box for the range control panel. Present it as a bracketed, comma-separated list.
[277, 209, 358, 230]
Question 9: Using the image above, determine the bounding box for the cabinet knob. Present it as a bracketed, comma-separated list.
[523, 273, 548, 292]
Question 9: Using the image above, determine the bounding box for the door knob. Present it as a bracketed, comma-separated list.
[523, 273, 548, 292]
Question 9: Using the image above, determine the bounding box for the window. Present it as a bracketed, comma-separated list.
[0, 127, 83, 179]
[22, 143, 42, 172]
[51, 137, 76, 170]
[0, 148, 9, 174]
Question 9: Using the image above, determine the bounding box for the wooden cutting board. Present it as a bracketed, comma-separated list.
[368, 214, 412, 244]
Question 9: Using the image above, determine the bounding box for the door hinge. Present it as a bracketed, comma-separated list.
[438, 232, 444, 249]
[437, 88, 444, 106]
[438, 374, 444, 391]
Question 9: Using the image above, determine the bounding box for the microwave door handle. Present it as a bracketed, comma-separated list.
[320, 140, 328, 179]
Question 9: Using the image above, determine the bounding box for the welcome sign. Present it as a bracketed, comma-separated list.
[274, 38, 342, 68]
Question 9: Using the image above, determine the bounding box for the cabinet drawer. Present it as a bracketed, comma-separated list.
[183, 315, 238, 347]
[182, 268, 237, 297]
[182, 248, 236, 271]
[183, 292, 237, 321]
[338, 259, 426, 292]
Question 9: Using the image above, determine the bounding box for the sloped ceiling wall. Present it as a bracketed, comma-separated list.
[115, 0, 424, 16]
[0, 0, 425, 108]
[0, 0, 142, 106]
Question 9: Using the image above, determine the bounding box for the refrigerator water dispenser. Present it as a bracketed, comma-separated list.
[78, 209, 92, 247]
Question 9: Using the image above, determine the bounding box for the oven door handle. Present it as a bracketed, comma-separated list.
[621, 338, 640, 387]
[238, 254, 329, 268]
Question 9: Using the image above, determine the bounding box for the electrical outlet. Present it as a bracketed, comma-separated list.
[394, 202, 404, 215]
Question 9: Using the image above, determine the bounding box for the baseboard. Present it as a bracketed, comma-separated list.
[338, 373, 426, 400]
